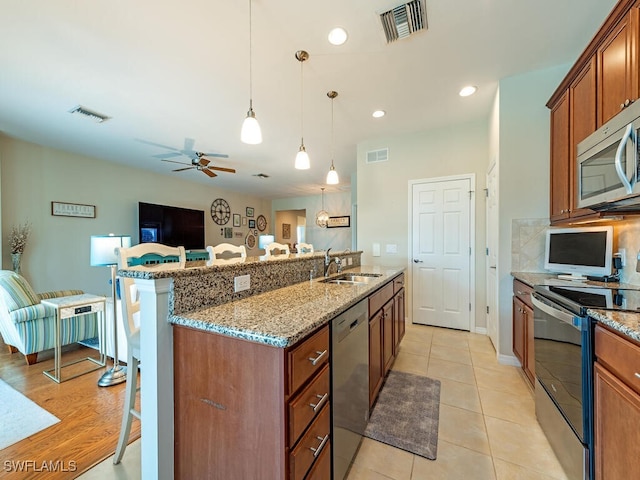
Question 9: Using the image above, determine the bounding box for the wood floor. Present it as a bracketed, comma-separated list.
[0, 338, 140, 479]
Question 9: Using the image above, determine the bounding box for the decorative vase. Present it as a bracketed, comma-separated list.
[11, 252, 22, 274]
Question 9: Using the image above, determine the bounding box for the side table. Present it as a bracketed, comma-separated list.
[41, 293, 107, 383]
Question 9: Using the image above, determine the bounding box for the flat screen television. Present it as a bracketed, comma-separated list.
[544, 226, 613, 280]
[138, 202, 205, 250]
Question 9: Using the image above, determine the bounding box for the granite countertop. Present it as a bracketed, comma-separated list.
[512, 271, 640, 343]
[170, 265, 404, 348]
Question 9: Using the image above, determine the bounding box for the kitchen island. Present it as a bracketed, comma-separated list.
[118, 251, 404, 479]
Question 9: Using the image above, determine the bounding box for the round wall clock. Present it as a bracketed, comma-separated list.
[245, 232, 256, 249]
[256, 214, 267, 231]
[211, 198, 231, 225]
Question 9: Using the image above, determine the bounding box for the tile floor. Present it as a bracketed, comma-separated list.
[79, 323, 568, 480]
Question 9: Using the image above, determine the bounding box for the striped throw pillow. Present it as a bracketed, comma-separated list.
[0, 272, 40, 312]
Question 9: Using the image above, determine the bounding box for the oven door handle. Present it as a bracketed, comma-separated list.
[531, 292, 581, 330]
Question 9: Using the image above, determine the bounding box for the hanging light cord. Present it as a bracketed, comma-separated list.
[248, 0, 253, 110]
[330, 96, 335, 166]
[300, 60, 304, 146]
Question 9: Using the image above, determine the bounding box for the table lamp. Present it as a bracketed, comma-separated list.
[258, 234, 275, 250]
[90, 233, 132, 387]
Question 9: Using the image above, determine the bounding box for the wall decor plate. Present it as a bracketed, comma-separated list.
[211, 198, 231, 225]
[256, 214, 267, 231]
[245, 232, 256, 249]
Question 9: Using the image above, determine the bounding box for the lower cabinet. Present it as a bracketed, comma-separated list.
[594, 325, 640, 480]
[512, 279, 535, 385]
[369, 309, 383, 408]
[173, 324, 330, 480]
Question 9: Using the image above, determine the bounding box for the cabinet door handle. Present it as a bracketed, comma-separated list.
[309, 434, 329, 458]
[635, 372, 640, 380]
[309, 393, 329, 412]
[308, 350, 328, 366]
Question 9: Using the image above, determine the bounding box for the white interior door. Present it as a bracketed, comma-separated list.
[486, 162, 499, 348]
[411, 176, 472, 331]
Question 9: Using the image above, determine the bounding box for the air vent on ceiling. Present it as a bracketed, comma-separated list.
[366, 148, 389, 164]
[253, 173, 270, 178]
[380, 0, 427, 43]
[68, 105, 111, 123]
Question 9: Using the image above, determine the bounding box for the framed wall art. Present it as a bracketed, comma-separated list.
[233, 214, 241, 227]
[327, 215, 350, 228]
[282, 223, 291, 239]
[248, 219, 256, 229]
[51, 201, 96, 218]
[246, 207, 254, 217]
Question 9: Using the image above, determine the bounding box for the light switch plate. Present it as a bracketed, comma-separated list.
[234, 274, 250, 292]
[372, 243, 381, 257]
[386, 244, 397, 254]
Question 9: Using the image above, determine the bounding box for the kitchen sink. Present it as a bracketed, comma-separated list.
[320, 273, 383, 285]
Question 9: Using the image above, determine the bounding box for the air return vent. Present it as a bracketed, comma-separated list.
[366, 148, 389, 164]
[68, 105, 111, 123]
[380, 0, 427, 43]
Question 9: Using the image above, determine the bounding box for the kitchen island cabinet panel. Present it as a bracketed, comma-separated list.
[369, 309, 383, 408]
[173, 325, 286, 480]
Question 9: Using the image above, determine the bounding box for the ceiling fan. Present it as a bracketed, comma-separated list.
[138, 137, 234, 178]
[164, 153, 236, 178]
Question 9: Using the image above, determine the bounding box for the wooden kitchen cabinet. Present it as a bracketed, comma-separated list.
[382, 299, 394, 375]
[597, 6, 640, 126]
[594, 324, 640, 479]
[512, 279, 535, 385]
[173, 324, 330, 480]
[393, 274, 406, 356]
[369, 308, 383, 408]
[549, 91, 571, 223]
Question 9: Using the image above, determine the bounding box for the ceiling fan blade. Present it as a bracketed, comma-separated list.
[209, 166, 236, 174]
[173, 167, 196, 172]
[201, 152, 229, 159]
[154, 152, 181, 159]
[183, 138, 195, 152]
[137, 139, 181, 152]
[162, 159, 191, 166]
[198, 158, 210, 167]
[202, 168, 217, 178]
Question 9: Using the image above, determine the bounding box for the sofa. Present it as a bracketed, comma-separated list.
[0, 270, 99, 365]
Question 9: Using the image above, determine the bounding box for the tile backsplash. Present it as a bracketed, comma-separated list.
[512, 218, 548, 272]
[614, 218, 640, 285]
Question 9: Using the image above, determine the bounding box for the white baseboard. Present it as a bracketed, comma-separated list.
[474, 326, 487, 335]
[498, 353, 521, 367]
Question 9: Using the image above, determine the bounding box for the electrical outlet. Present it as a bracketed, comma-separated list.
[617, 248, 626, 267]
[234, 274, 250, 292]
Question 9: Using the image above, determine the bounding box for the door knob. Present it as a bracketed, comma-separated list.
[413, 259, 423, 263]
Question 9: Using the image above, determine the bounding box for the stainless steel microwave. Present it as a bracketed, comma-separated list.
[577, 100, 640, 212]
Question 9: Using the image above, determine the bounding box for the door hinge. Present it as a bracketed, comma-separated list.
[469, 190, 473, 200]
[486, 305, 490, 314]
[486, 247, 489, 256]
[469, 247, 472, 255]
[484, 188, 489, 198]
[469, 303, 472, 312]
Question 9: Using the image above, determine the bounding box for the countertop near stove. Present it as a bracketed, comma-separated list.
[512, 271, 640, 344]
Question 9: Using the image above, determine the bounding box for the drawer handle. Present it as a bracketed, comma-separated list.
[635, 373, 640, 380]
[309, 434, 329, 458]
[309, 393, 329, 412]
[308, 350, 328, 366]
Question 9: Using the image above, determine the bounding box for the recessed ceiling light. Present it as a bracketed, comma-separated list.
[328, 27, 348, 46]
[372, 110, 385, 118]
[459, 86, 478, 97]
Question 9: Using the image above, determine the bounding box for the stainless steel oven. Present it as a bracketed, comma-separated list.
[532, 286, 594, 480]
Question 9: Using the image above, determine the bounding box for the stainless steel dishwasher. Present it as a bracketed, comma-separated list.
[332, 298, 369, 480]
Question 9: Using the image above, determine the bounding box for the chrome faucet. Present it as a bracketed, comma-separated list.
[324, 248, 333, 277]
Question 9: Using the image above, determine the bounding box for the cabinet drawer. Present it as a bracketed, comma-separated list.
[369, 282, 394, 317]
[289, 364, 330, 445]
[288, 326, 329, 395]
[289, 404, 330, 480]
[595, 325, 640, 396]
[513, 279, 534, 309]
[393, 273, 405, 294]
[305, 438, 331, 480]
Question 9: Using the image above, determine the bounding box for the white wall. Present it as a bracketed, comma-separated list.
[356, 119, 489, 330]
[496, 64, 570, 357]
[271, 191, 353, 252]
[0, 135, 271, 295]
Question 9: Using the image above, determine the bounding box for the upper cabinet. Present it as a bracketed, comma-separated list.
[597, 7, 640, 126]
[547, 0, 639, 225]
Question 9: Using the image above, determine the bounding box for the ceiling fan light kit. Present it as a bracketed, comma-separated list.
[326, 90, 339, 185]
[295, 50, 310, 170]
[241, 0, 262, 145]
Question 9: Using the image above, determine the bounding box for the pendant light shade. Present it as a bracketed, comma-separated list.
[241, 0, 262, 145]
[295, 50, 310, 169]
[316, 187, 329, 228]
[326, 90, 339, 185]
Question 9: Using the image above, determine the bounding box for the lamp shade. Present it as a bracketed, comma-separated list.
[326, 165, 339, 185]
[241, 110, 262, 144]
[90, 234, 132, 266]
[295, 147, 310, 170]
[258, 234, 275, 249]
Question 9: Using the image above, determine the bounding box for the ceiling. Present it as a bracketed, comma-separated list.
[0, 0, 617, 199]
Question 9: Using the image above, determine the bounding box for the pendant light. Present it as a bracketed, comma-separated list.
[326, 90, 339, 185]
[240, 0, 262, 144]
[316, 187, 329, 228]
[294, 50, 310, 170]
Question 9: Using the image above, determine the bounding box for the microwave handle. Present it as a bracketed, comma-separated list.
[614, 123, 635, 194]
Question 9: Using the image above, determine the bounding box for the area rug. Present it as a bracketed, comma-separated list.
[364, 370, 441, 460]
[0, 378, 60, 450]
